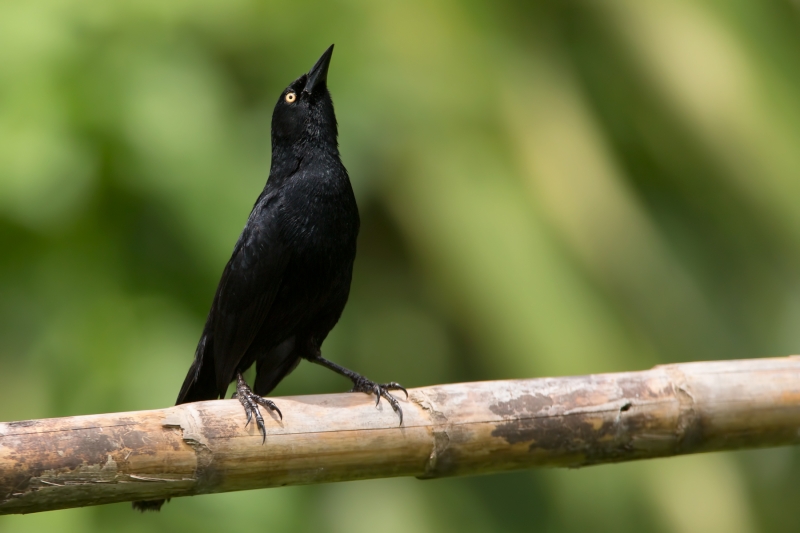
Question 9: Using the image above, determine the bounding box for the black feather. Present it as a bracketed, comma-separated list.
[133, 45, 406, 512]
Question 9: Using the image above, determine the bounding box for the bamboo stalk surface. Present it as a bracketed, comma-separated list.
[2, 356, 800, 514]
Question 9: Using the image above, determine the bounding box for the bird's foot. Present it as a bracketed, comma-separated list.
[231, 373, 282, 443]
[350, 377, 408, 425]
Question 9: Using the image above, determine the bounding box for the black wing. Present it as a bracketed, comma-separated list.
[177, 191, 290, 402]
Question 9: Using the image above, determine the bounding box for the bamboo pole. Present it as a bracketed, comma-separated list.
[2, 356, 800, 514]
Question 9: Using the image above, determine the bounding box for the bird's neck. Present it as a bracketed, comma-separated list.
[268, 138, 342, 184]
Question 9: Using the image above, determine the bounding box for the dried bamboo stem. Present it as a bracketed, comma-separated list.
[2, 356, 800, 514]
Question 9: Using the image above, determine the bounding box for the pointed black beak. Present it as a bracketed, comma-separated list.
[304, 44, 334, 94]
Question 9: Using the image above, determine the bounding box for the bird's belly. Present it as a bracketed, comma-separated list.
[284, 245, 353, 298]
[247, 252, 351, 358]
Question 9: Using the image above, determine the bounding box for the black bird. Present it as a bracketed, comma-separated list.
[133, 45, 405, 512]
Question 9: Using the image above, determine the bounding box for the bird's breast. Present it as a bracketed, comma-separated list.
[279, 173, 359, 262]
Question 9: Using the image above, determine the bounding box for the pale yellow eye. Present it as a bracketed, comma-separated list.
[285, 92, 296, 103]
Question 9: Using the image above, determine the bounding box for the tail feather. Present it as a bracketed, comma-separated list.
[253, 337, 299, 396]
[132, 336, 218, 512]
[132, 499, 169, 512]
[176, 334, 220, 405]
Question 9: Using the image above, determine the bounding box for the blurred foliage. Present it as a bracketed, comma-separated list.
[1, 0, 800, 531]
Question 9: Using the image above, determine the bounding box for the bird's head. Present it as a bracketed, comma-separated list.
[271, 45, 338, 150]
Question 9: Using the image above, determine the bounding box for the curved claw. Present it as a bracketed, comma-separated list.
[384, 382, 408, 399]
[379, 389, 404, 426]
[234, 372, 282, 444]
[255, 396, 283, 421]
[350, 376, 406, 426]
[254, 411, 266, 444]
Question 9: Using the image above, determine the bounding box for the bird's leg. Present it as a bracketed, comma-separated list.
[231, 372, 282, 443]
[307, 355, 407, 425]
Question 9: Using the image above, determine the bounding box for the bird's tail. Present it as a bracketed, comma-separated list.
[176, 334, 219, 405]
[132, 498, 168, 512]
[132, 335, 217, 512]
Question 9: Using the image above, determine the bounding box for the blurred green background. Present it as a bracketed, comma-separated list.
[2, 0, 800, 531]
